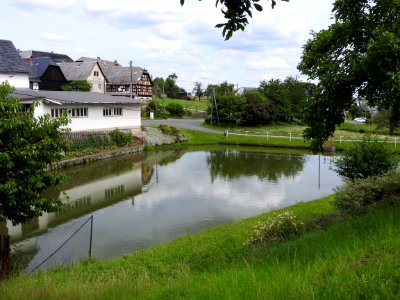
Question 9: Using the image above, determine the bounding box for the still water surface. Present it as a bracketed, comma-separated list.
[9, 146, 342, 272]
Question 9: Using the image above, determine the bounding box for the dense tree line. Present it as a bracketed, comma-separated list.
[207, 77, 314, 125]
[153, 73, 188, 99]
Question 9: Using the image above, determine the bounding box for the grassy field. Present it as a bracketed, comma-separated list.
[2, 195, 400, 299]
[153, 97, 209, 111]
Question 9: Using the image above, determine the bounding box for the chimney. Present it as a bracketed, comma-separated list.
[28, 56, 32, 65]
[97, 57, 101, 61]
[114, 60, 118, 66]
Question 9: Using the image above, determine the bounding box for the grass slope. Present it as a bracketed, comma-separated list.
[2, 195, 400, 299]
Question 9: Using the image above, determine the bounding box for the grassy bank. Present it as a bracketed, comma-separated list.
[173, 125, 400, 153]
[2, 195, 400, 299]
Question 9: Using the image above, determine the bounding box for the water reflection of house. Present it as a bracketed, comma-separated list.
[8, 161, 143, 243]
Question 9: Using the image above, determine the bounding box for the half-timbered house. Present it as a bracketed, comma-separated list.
[76, 57, 153, 100]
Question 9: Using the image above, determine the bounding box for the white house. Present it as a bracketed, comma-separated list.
[0, 39, 30, 88]
[58, 61, 107, 93]
[13, 89, 142, 132]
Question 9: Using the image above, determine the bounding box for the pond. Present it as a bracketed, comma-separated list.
[7, 146, 342, 273]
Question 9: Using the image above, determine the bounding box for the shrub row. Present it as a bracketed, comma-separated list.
[67, 129, 134, 152]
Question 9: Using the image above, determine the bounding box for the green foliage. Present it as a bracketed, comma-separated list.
[61, 80, 92, 92]
[68, 134, 111, 152]
[205, 81, 235, 98]
[0, 82, 69, 224]
[347, 105, 365, 119]
[258, 77, 315, 123]
[334, 171, 400, 215]
[192, 81, 203, 101]
[334, 136, 398, 181]
[68, 130, 133, 153]
[372, 109, 391, 131]
[298, 0, 400, 150]
[158, 125, 185, 142]
[244, 211, 304, 247]
[208, 94, 245, 123]
[146, 99, 166, 118]
[166, 102, 184, 117]
[110, 129, 133, 146]
[153, 77, 165, 97]
[158, 124, 180, 136]
[165, 73, 180, 98]
[181, 0, 288, 40]
[243, 90, 277, 124]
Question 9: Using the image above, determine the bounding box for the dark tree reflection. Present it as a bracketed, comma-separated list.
[207, 150, 305, 183]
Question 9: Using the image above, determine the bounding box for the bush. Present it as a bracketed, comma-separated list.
[334, 171, 400, 214]
[244, 211, 304, 247]
[110, 129, 133, 146]
[166, 102, 184, 117]
[334, 135, 397, 180]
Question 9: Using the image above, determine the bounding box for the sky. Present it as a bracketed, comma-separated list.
[1, 0, 334, 92]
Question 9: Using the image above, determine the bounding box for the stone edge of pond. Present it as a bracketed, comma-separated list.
[54, 145, 145, 169]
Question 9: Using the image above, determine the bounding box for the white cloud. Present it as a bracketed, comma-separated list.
[41, 33, 70, 42]
[247, 56, 291, 70]
[2, 0, 335, 91]
[11, 0, 77, 10]
[73, 46, 87, 53]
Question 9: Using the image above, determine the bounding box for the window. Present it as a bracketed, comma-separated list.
[94, 71, 99, 76]
[103, 107, 123, 117]
[51, 107, 88, 118]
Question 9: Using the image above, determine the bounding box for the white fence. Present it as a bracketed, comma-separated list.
[223, 130, 400, 146]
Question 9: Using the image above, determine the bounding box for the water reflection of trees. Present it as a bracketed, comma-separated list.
[207, 151, 305, 182]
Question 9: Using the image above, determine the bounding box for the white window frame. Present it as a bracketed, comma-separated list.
[103, 107, 123, 117]
[51, 107, 88, 118]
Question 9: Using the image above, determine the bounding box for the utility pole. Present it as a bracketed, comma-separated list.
[130, 60, 133, 99]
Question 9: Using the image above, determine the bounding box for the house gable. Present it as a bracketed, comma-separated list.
[0, 39, 30, 88]
[58, 61, 106, 93]
[27, 57, 67, 91]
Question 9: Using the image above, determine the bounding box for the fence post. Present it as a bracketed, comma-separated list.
[289, 133, 292, 142]
[89, 215, 93, 259]
[395, 138, 397, 148]
[0, 234, 10, 279]
[266, 132, 269, 140]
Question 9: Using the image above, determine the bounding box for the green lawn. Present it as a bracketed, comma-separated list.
[153, 97, 209, 111]
[2, 195, 400, 299]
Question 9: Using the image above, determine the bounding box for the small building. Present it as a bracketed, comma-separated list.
[27, 57, 68, 91]
[237, 87, 258, 95]
[76, 57, 153, 100]
[0, 39, 30, 88]
[13, 89, 142, 132]
[58, 61, 107, 93]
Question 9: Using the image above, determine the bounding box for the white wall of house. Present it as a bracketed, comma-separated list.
[88, 64, 106, 93]
[0, 73, 29, 88]
[39, 103, 141, 132]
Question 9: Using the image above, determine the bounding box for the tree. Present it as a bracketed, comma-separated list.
[298, 0, 400, 151]
[180, 0, 289, 39]
[165, 73, 180, 98]
[243, 90, 277, 124]
[208, 94, 246, 123]
[193, 81, 203, 101]
[334, 136, 397, 181]
[61, 80, 92, 92]
[258, 79, 289, 121]
[153, 77, 166, 97]
[0, 82, 69, 224]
